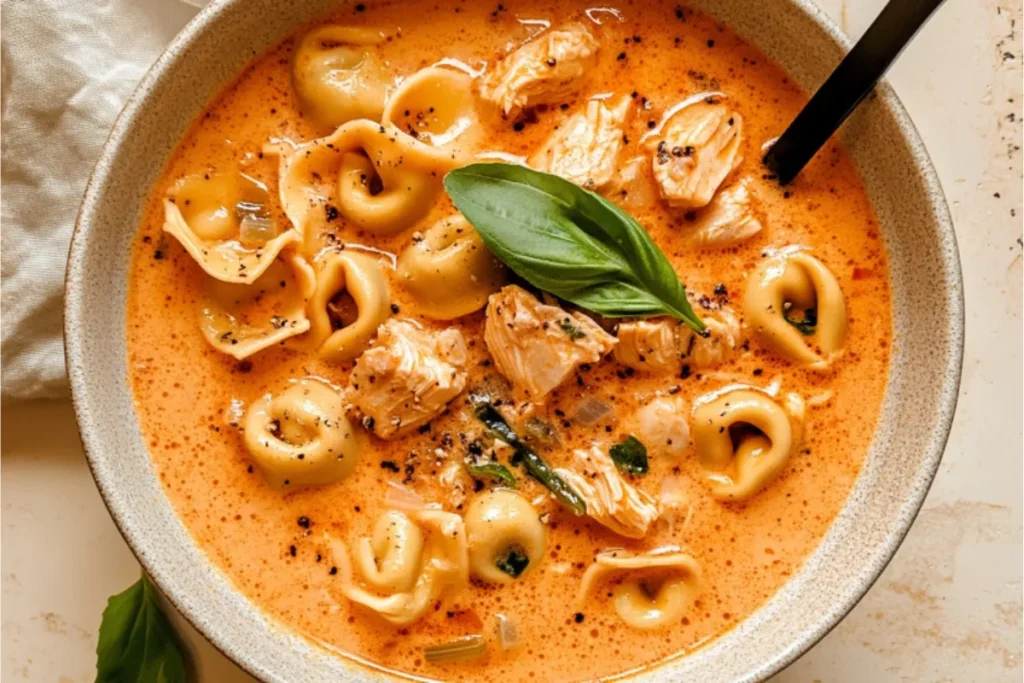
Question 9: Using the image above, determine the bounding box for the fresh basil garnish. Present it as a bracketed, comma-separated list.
[471, 400, 586, 515]
[783, 306, 817, 336]
[609, 435, 649, 476]
[495, 548, 530, 578]
[444, 163, 705, 333]
[465, 459, 518, 488]
[96, 575, 189, 683]
[558, 318, 587, 339]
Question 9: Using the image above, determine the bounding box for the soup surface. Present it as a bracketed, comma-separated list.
[127, 1, 891, 680]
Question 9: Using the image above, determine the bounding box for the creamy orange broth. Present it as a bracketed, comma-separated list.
[127, 2, 891, 680]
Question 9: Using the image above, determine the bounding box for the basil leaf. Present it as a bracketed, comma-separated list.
[444, 163, 705, 333]
[783, 307, 817, 336]
[609, 435, 649, 476]
[96, 575, 189, 683]
[495, 548, 530, 578]
[465, 459, 518, 488]
[472, 402, 586, 515]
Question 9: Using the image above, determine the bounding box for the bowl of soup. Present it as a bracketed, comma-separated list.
[65, 0, 963, 680]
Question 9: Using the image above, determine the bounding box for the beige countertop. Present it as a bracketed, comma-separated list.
[2, 0, 1021, 680]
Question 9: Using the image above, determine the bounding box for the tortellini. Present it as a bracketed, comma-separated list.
[743, 250, 848, 369]
[577, 548, 701, 630]
[331, 508, 469, 625]
[353, 511, 425, 592]
[691, 387, 804, 500]
[200, 252, 315, 360]
[396, 215, 507, 319]
[464, 490, 546, 584]
[242, 379, 361, 487]
[292, 25, 391, 129]
[555, 447, 659, 539]
[307, 250, 391, 362]
[276, 120, 462, 245]
[382, 67, 482, 157]
[163, 172, 299, 284]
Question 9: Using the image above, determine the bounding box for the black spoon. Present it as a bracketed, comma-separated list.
[762, 0, 947, 185]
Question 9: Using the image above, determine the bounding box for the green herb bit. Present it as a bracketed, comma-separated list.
[495, 548, 530, 578]
[96, 575, 189, 683]
[558, 318, 587, 339]
[472, 403, 586, 515]
[444, 163, 705, 333]
[609, 435, 649, 476]
[424, 635, 487, 663]
[783, 306, 818, 336]
[465, 460, 518, 488]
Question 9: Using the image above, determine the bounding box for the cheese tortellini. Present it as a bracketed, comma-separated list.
[464, 490, 546, 584]
[396, 215, 507, 320]
[577, 548, 701, 630]
[382, 67, 482, 157]
[276, 120, 463, 243]
[331, 508, 469, 625]
[691, 387, 804, 501]
[307, 250, 391, 362]
[353, 511, 425, 592]
[744, 250, 848, 369]
[242, 379, 361, 487]
[292, 25, 391, 129]
[163, 172, 299, 284]
[200, 252, 315, 360]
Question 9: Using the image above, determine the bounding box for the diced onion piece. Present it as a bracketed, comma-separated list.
[495, 613, 520, 651]
[424, 635, 486, 663]
[239, 214, 278, 246]
[384, 481, 426, 512]
[571, 397, 613, 426]
[658, 475, 687, 509]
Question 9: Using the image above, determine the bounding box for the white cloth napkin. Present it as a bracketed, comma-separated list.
[1, 0, 198, 399]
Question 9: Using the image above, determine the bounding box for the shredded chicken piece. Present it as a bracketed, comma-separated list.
[646, 98, 743, 210]
[484, 285, 617, 401]
[686, 179, 762, 246]
[613, 319, 681, 373]
[679, 307, 741, 368]
[438, 461, 471, 509]
[349, 319, 468, 439]
[480, 23, 599, 116]
[555, 447, 659, 539]
[529, 96, 630, 190]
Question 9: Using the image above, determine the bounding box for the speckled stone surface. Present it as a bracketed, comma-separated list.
[7, 0, 1020, 681]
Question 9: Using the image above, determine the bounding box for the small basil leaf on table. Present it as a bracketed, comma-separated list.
[444, 163, 705, 333]
[609, 435, 649, 476]
[96, 574, 189, 683]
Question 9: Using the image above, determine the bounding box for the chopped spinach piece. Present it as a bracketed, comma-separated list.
[609, 435, 649, 476]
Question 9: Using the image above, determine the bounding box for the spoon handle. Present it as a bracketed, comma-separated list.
[762, 0, 947, 184]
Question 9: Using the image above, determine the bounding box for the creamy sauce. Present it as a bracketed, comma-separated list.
[126, 1, 892, 680]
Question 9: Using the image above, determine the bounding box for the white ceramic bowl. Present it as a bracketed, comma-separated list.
[65, 1, 964, 680]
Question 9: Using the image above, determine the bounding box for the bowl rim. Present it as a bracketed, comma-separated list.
[65, 0, 964, 681]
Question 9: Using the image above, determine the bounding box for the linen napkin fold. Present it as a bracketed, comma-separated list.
[0, 0, 197, 399]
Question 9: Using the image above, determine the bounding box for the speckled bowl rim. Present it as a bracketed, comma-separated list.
[65, 1, 963, 681]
